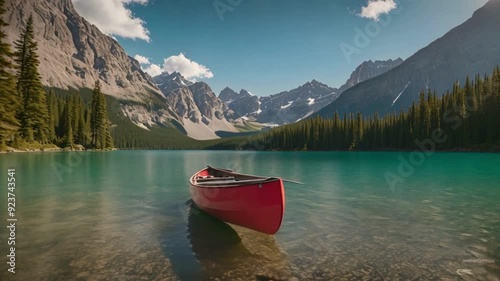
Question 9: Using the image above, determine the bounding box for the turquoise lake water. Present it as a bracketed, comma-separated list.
[0, 151, 499, 280]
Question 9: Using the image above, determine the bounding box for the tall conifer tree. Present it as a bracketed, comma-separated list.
[91, 80, 113, 149]
[14, 15, 49, 143]
[0, 0, 20, 148]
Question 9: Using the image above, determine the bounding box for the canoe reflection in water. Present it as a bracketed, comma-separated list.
[186, 201, 293, 281]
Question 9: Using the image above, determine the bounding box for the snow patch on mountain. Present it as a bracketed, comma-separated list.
[281, 101, 293, 109]
[392, 81, 411, 106]
[296, 110, 315, 122]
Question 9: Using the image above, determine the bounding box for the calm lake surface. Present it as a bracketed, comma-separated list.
[0, 151, 499, 281]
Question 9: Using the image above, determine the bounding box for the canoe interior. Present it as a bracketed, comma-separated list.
[193, 166, 275, 187]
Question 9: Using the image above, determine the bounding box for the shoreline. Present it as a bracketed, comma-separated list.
[0, 145, 118, 154]
[1, 146, 499, 153]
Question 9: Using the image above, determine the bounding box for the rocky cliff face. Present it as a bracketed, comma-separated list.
[3, 0, 242, 140]
[257, 80, 338, 124]
[337, 58, 403, 94]
[154, 73, 238, 139]
[218, 59, 402, 125]
[220, 59, 403, 125]
[153, 72, 193, 94]
[218, 88, 260, 119]
[221, 80, 338, 125]
[3, 0, 161, 101]
[219, 87, 240, 104]
[317, 0, 500, 117]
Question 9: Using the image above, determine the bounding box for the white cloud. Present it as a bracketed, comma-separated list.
[163, 53, 214, 80]
[143, 63, 163, 77]
[72, 0, 150, 42]
[123, 0, 148, 4]
[359, 0, 397, 21]
[134, 53, 214, 79]
[134, 54, 162, 76]
[134, 54, 151, 65]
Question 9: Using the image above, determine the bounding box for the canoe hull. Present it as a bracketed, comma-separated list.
[189, 168, 285, 235]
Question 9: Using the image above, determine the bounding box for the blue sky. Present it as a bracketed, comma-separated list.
[73, 0, 488, 96]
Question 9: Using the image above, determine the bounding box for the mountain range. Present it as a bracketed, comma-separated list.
[316, 0, 500, 118]
[3, 0, 241, 140]
[337, 58, 403, 94]
[153, 72, 238, 139]
[150, 55, 403, 131]
[0, 0, 339, 139]
[219, 80, 338, 125]
[218, 58, 403, 125]
[218, 88, 260, 119]
[3, 0, 499, 142]
[3, 0, 161, 101]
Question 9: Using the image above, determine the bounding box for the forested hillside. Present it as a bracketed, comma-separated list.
[2, 0, 499, 152]
[230, 68, 500, 151]
[0, 12, 113, 150]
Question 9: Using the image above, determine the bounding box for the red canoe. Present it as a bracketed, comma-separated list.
[189, 166, 286, 235]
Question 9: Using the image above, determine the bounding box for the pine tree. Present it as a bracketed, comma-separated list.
[98, 87, 108, 148]
[84, 108, 91, 146]
[418, 91, 428, 137]
[76, 106, 86, 146]
[14, 15, 49, 143]
[63, 105, 73, 147]
[46, 90, 57, 142]
[356, 112, 363, 142]
[91, 80, 113, 149]
[91, 81, 100, 148]
[0, 0, 20, 148]
[105, 129, 113, 149]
